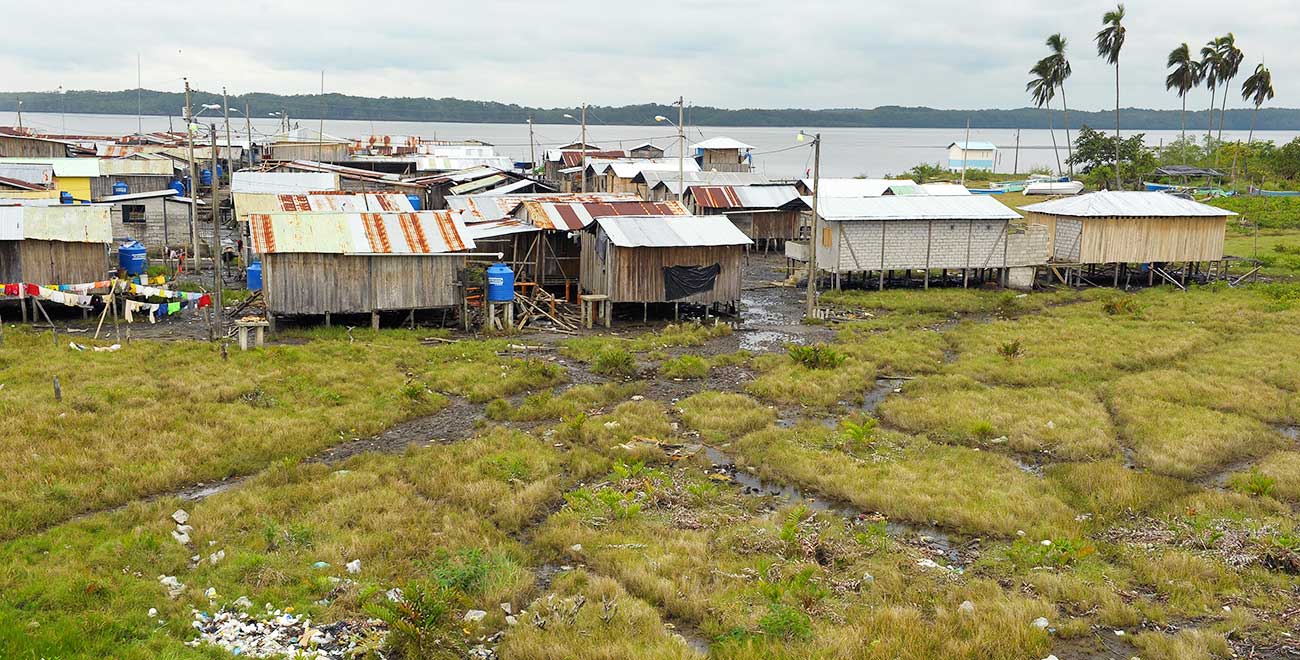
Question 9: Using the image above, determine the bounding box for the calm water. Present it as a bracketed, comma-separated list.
[4, 110, 1296, 180]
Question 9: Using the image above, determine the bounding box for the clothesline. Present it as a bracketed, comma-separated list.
[2, 279, 212, 320]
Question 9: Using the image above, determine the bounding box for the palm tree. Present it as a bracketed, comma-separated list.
[1241, 63, 1275, 147]
[1200, 39, 1224, 143]
[1215, 33, 1244, 141]
[1165, 43, 1201, 163]
[1044, 33, 1074, 175]
[1026, 59, 1062, 174]
[1095, 4, 1126, 188]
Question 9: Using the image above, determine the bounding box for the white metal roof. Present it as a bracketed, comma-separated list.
[0, 204, 112, 243]
[231, 171, 340, 194]
[1019, 191, 1237, 218]
[595, 215, 752, 248]
[920, 183, 974, 196]
[799, 178, 919, 198]
[816, 195, 1022, 221]
[94, 189, 179, 203]
[948, 141, 998, 151]
[0, 158, 100, 178]
[692, 137, 755, 151]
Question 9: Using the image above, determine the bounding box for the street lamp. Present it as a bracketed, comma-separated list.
[654, 97, 685, 202]
[562, 108, 588, 193]
[797, 130, 822, 319]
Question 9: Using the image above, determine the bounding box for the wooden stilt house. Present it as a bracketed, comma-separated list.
[0, 203, 111, 283]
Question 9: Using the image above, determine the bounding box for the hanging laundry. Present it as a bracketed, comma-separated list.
[3, 283, 17, 296]
[198, 293, 212, 309]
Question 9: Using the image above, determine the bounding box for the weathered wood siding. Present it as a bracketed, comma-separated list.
[579, 234, 742, 304]
[261, 253, 465, 315]
[91, 175, 174, 199]
[109, 197, 191, 249]
[718, 209, 800, 240]
[268, 143, 350, 162]
[1027, 212, 1227, 264]
[0, 240, 106, 283]
[0, 135, 67, 158]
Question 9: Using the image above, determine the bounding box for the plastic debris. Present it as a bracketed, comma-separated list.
[209, 550, 226, 565]
[345, 560, 360, 575]
[148, 607, 158, 618]
[205, 587, 219, 600]
[172, 510, 190, 525]
[188, 607, 384, 659]
[159, 575, 185, 599]
[500, 602, 513, 615]
[172, 530, 192, 546]
[311, 561, 330, 570]
[958, 600, 975, 615]
[463, 609, 487, 623]
[1031, 617, 1050, 629]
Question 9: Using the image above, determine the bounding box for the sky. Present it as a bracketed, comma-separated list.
[2, 0, 1295, 112]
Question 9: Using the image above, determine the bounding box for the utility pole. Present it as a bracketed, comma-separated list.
[579, 103, 588, 193]
[318, 70, 325, 163]
[209, 124, 224, 341]
[223, 87, 233, 186]
[677, 96, 685, 203]
[136, 53, 143, 135]
[527, 115, 535, 171]
[804, 132, 821, 319]
[244, 102, 252, 168]
[960, 118, 971, 186]
[1013, 128, 1021, 175]
[14, 100, 21, 131]
[184, 79, 201, 263]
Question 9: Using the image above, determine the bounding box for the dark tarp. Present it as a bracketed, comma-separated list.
[663, 263, 721, 301]
[1154, 165, 1226, 178]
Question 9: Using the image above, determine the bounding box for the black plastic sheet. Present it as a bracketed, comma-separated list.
[663, 263, 721, 301]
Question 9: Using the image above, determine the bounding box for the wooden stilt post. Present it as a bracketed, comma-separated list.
[1113, 263, 1120, 288]
[371, 309, 380, 331]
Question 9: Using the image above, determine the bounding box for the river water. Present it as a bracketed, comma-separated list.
[3, 110, 1296, 180]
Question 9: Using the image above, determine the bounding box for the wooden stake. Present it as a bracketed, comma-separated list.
[53, 376, 61, 402]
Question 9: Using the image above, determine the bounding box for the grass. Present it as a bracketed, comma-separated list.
[676, 392, 776, 442]
[1108, 398, 1281, 479]
[745, 352, 876, 409]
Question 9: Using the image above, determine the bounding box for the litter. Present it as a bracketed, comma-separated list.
[159, 575, 185, 599]
[345, 559, 361, 574]
[188, 606, 384, 659]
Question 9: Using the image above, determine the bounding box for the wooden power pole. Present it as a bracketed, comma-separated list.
[209, 124, 224, 341]
[804, 132, 821, 319]
[184, 79, 201, 263]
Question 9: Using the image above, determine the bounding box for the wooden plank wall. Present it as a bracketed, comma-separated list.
[579, 233, 741, 303]
[262, 253, 464, 315]
[1026, 212, 1226, 263]
[0, 240, 107, 283]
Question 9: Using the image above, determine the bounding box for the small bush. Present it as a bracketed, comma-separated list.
[967, 419, 997, 441]
[1231, 467, 1277, 498]
[758, 603, 813, 641]
[1102, 296, 1141, 316]
[364, 581, 467, 659]
[593, 349, 638, 377]
[660, 355, 709, 380]
[997, 340, 1023, 361]
[787, 344, 846, 369]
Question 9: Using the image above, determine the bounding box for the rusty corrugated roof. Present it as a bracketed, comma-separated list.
[689, 185, 804, 210]
[248, 210, 474, 255]
[523, 200, 688, 231]
[560, 150, 626, 167]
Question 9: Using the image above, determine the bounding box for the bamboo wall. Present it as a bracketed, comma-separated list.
[261, 253, 465, 315]
[1027, 212, 1227, 264]
[579, 235, 742, 304]
[0, 240, 107, 283]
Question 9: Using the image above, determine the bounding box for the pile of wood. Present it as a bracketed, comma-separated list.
[510, 287, 582, 334]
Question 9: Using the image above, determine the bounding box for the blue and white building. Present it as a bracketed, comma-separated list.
[947, 141, 998, 172]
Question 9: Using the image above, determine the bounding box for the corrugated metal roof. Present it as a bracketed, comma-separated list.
[595, 215, 752, 248]
[524, 200, 688, 231]
[236, 192, 413, 215]
[449, 174, 507, 195]
[97, 159, 175, 176]
[690, 185, 804, 210]
[1019, 191, 1237, 218]
[415, 155, 515, 172]
[949, 141, 998, 151]
[605, 159, 701, 179]
[816, 195, 1022, 221]
[0, 158, 100, 178]
[0, 176, 46, 191]
[0, 204, 112, 243]
[248, 211, 474, 255]
[561, 150, 625, 167]
[692, 137, 754, 151]
[94, 189, 179, 203]
[798, 178, 918, 198]
[232, 171, 340, 194]
[447, 192, 637, 223]
[919, 183, 973, 196]
[0, 163, 54, 186]
[462, 218, 539, 240]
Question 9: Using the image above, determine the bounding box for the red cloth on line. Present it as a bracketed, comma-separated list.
[24, 284, 39, 297]
[197, 294, 212, 309]
[3, 283, 17, 296]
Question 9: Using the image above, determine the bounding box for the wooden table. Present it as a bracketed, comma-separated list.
[234, 319, 270, 350]
[580, 294, 610, 329]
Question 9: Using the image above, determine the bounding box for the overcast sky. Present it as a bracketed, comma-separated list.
[3, 0, 1295, 111]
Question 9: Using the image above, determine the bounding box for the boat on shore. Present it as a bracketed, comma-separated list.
[1024, 179, 1084, 195]
[1249, 187, 1300, 197]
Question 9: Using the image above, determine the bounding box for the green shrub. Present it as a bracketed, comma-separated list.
[1231, 467, 1278, 498]
[758, 603, 813, 641]
[787, 344, 846, 369]
[593, 349, 638, 377]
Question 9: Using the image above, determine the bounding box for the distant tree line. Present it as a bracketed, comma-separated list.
[4, 89, 1300, 129]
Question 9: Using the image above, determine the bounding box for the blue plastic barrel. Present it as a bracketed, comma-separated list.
[406, 194, 422, 211]
[118, 240, 147, 275]
[200, 169, 213, 186]
[485, 263, 514, 302]
[169, 178, 186, 196]
[59, 191, 73, 204]
[112, 181, 130, 196]
[247, 261, 263, 291]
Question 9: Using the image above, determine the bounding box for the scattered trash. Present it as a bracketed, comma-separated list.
[205, 587, 219, 600]
[1031, 617, 1050, 629]
[463, 609, 487, 623]
[500, 602, 513, 615]
[958, 600, 975, 616]
[189, 607, 383, 659]
[1045, 420, 1055, 430]
[209, 550, 225, 565]
[569, 544, 582, 553]
[233, 596, 253, 610]
[505, 615, 518, 626]
[385, 588, 403, 603]
[1113, 630, 1126, 636]
[172, 510, 190, 525]
[345, 560, 360, 575]
[1040, 540, 1052, 546]
[311, 561, 330, 570]
[171, 530, 191, 546]
[989, 436, 1008, 445]
[148, 607, 158, 618]
[159, 575, 185, 599]
[631, 395, 645, 401]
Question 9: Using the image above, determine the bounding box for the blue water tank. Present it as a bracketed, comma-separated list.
[486, 263, 515, 302]
[169, 178, 186, 196]
[59, 191, 73, 204]
[118, 240, 147, 275]
[200, 169, 213, 186]
[247, 260, 263, 291]
[215, 164, 224, 180]
[112, 181, 130, 196]
[406, 194, 422, 211]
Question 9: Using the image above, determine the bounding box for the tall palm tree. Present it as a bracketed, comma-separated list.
[1165, 43, 1201, 163]
[1200, 39, 1224, 142]
[1044, 33, 1074, 175]
[1241, 63, 1275, 146]
[1027, 59, 1062, 174]
[1095, 4, 1126, 188]
[1215, 33, 1244, 141]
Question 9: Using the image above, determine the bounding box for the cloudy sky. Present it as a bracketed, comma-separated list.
[3, 0, 1295, 111]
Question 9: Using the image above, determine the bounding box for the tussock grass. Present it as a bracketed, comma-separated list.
[880, 376, 1118, 460]
[1228, 451, 1300, 504]
[746, 354, 876, 408]
[1132, 628, 1231, 660]
[676, 392, 775, 442]
[486, 383, 643, 422]
[498, 570, 704, 660]
[731, 424, 1079, 538]
[835, 327, 948, 375]
[560, 322, 732, 362]
[1108, 398, 1281, 479]
[1047, 461, 1195, 519]
[0, 329, 451, 538]
[823, 287, 1076, 316]
[422, 340, 567, 402]
[1108, 369, 1298, 425]
[660, 354, 710, 380]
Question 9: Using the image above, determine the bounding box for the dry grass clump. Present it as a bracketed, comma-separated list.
[676, 392, 776, 442]
[745, 352, 876, 409]
[880, 376, 1118, 460]
[1047, 461, 1195, 519]
[1131, 628, 1231, 660]
[559, 322, 732, 362]
[487, 383, 644, 422]
[1108, 398, 1281, 479]
[422, 340, 567, 403]
[1108, 369, 1297, 425]
[835, 327, 948, 375]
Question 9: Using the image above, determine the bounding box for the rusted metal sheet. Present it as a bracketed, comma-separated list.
[523, 200, 687, 231]
[249, 210, 474, 255]
[560, 150, 626, 167]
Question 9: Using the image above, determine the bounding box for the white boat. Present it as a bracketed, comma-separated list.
[1023, 180, 1084, 196]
